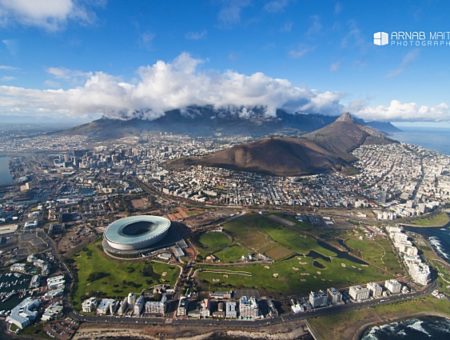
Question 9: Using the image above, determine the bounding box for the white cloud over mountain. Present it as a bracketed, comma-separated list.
[0, 53, 344, 120]
[0, 53, 448, 122]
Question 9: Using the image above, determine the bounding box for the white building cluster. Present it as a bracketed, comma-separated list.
[82, 289, 173, 317]
[386, 226, 431, 285]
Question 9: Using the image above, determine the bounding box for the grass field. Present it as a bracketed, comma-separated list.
[71, 241, 180, 310]
[195, 230, 251, 262]
[197, 214, 392, 294]
[308, 296, 450, 340]
[196, 214, 403, 295]
[344, 230, 404, 275]
[198, 231, 232, 254]
[197, 253, 388, 295]
[409, 212, 450, 227]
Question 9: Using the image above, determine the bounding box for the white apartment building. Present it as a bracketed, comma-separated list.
[385, 279, 402, 294]
[349, 285, 370, 301]
[367, 282, 383, 298]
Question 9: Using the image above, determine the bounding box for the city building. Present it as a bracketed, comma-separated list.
[145, 294, 167, 315]
[177, 297, 188, 317]
[327, 287, 343, 305]
[349, 285, 370, 302]
[200, 299, 210, 318]
[82, 297, 97, 313]
[134, 295, 145, 315]
[309, 290, 328, 308]
[225, 301, 237, 319]
[41, 302, 63, 321]
[367, 282, 383, 298]
[6, 297, 40, 329]
[212, 302, 226, 318]
[210, 291, 232, 300]
[118, 297, 128, 316]
[97, 298, 115, 315]
[239, 296, 259, 320]
[127, 292, 136, 306]
[385, 279, 402, 294]
[47, 275, 65, 290]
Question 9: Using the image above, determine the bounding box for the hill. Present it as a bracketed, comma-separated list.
[171, 113, 397, 176]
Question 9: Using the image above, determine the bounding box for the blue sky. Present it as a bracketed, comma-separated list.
[0, 0, 450, 124]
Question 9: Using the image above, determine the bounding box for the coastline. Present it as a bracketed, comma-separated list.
[400, 211, 450, 229]
[354, 311, 450, 340]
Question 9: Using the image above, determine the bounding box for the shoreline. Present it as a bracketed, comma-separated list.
[354, 311, 450, 340]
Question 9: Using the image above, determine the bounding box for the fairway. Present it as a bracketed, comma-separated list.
[195, 214, 404, 295]
[343, 230, 404, 275]
[197, 253, 387, 295]
[223, 215, 295, 260]
[72, 241, 180, 310]
[198, 231, 232, 254]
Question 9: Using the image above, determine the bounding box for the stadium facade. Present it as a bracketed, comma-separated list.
[102, 215, 171, 257]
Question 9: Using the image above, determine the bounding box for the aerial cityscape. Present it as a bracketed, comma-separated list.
[0, 1, 450, 340]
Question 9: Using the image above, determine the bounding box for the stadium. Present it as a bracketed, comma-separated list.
[102, 215, 172, 257]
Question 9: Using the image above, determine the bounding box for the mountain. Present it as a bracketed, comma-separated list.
[170, 113, 397, 176]
[59, 106, 399, 139]
[304, 112, 396, 161]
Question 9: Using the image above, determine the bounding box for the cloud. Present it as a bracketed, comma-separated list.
[0, 64, 18, 71]
[280, 21, 293, 32]
[306, 15, 322, 37]
[355, 100, 450, 122]
[0, 0, 98, 31]
[139, 32, 156, 49]
[334, 2, 342, 15]
[185, 30, 207, 40]
[2, 39, 18, 55]
[288, 45, 315, 58]
[329, 61, 341, 72]
[217, 0, 251, 26]
[387, 50, 419, 78]
[46, 66, 91, 84]
[264, 0, 291, 13]
[0, 75, 14, 82]
[341, 20, 366, 52]
[0, 53, 344, 120]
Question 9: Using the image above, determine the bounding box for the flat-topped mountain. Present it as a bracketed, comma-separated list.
[170, 113, 397, 176]
[58, 106, 400, 139]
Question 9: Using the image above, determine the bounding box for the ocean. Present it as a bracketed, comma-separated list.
[361, 316, 450, 339]
[0, 156, 13, 186]
[391, 127, 450, 155]
[405, 225, 450, 264]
